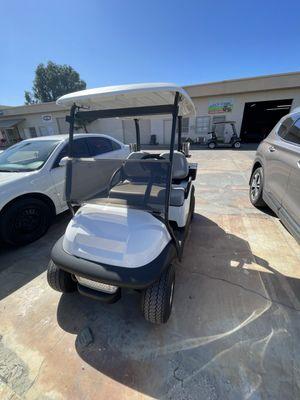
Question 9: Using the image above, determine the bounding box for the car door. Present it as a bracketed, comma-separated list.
[86, 136, 126, 159]
[279, 116, 300, 241]
[263, 116, 295, 211]
[49, 138, 90, 209]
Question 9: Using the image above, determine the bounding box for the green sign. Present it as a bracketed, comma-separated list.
[208, 101, 233, 114]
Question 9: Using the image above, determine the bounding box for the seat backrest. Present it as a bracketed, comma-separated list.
[125, 151, 151, 179]
[160, 151, 189, 180]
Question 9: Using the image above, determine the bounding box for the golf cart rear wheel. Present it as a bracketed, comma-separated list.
[208, 142, 216, 149]
[47, 260, 76, 293]
[142, 264, 175, 324]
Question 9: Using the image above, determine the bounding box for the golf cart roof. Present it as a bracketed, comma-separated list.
[56, 83, 195, 117]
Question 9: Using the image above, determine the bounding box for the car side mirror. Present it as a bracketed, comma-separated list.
[59, 156, 68, 167]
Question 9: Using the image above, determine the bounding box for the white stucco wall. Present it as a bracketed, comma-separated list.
[190, 87, 300, 141]
[1, 76, 300, 145]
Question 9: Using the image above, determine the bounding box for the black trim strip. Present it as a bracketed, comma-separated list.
[51, 236, 177, 289]
[76, 104, 176, 121]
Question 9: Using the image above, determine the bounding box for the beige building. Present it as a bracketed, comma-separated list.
[1, 71, 300, 147]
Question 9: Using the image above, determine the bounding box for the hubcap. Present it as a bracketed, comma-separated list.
[251, 172, 261, 200]
[14, 207, 42, 234]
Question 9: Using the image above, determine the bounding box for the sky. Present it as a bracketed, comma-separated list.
[1, 0, 300, 105]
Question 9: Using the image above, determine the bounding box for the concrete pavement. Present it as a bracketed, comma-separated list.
[1, 148, 300, 400]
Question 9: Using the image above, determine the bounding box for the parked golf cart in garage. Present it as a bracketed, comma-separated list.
[207, 121, 241, 149]
[47, 83, 197, 324]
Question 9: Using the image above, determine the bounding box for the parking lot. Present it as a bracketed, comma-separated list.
[1, 146, 300, 400]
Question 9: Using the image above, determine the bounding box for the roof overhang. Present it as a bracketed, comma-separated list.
[0, 118, 25, 129]
[56, 83, 196, 117]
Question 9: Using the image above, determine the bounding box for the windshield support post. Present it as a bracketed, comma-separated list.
[134, 118, 141, 151]
[66, 103, 77, 216]
[164, 92, 181, 256]
[177, 116, 182, 151]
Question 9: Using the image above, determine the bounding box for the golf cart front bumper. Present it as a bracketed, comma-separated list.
[51, 236, 176, 291]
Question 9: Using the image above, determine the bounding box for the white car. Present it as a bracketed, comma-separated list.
[0, 134, 130, 245]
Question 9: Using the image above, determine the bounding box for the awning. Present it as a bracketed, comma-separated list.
[0, 119, 25, 129]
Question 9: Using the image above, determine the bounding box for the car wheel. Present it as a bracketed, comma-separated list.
[249, 167, 266, 207]
[208, 142, 216, 149]
[142, 264, 175, 324]
[233, 141, 241, 149]
[0, 197, 52, 246]
[47, 261, 77, 293]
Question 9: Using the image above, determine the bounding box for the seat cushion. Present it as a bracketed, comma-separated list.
[160, 151, 189, 180]
[109, 182, 185, 207]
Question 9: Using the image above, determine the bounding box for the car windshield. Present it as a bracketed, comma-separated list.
[0, 140, 60, 172]
[67, 156, 170, 214]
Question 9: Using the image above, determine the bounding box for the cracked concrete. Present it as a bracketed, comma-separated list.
[1, 146, 300, 399]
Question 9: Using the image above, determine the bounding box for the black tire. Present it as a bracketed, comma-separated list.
[0, 197, 52, 246]
[142, 264, 175, 324]
[47, 260, 76, 293]
[249, 167, 266, 208]
[208, 142, 216, 149]
[233, 141, 241, 149]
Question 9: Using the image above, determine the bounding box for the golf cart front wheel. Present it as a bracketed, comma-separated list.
[47, 260, 77, 293]
[208, 142, 216, 149]
[233, 141, 241, 149]
[142, 264, 175, 324]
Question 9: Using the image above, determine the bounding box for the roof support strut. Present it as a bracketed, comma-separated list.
[134, 118, 141, 151]
[177, 116, 182, 151]
[66, 103, 77, 215]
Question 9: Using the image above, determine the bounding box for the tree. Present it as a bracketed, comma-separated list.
[25, 61, 86, 104]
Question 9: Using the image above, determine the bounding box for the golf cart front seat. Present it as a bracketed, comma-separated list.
[109, 151, 189, 207]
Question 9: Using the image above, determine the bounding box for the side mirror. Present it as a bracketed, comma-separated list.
[59, 156, 68, 167]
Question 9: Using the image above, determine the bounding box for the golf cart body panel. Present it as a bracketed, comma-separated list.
[63, 204, 171, 268]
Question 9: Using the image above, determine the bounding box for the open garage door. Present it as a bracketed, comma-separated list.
[240, 99, 293, 143]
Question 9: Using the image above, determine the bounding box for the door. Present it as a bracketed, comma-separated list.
[123, 120, 136, 144]
[50, 138, 90, 208]
[263, 116, 294, 211]
[279, 117, 300, 237]
[139, 119, 151, 145]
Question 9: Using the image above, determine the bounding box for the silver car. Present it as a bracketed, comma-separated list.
[249, 108, 300, 243]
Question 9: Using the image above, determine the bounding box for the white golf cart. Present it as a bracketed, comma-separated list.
[47, 83, 197, 324]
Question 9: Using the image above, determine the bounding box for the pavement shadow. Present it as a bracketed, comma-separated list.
[0, 212, 70, 300]
[56, 213, 300, 399]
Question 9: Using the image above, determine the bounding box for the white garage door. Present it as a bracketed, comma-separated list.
[123, 119, 151, 145]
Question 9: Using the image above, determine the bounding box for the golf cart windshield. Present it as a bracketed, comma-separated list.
[67, 156, 170, 214]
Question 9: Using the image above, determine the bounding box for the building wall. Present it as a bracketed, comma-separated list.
[186, 87, 300, 142]
[17, 111, 70, 139]
[1, 73, 300, 146]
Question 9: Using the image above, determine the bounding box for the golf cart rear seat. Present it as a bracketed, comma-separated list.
[109, 151, 189, 207]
